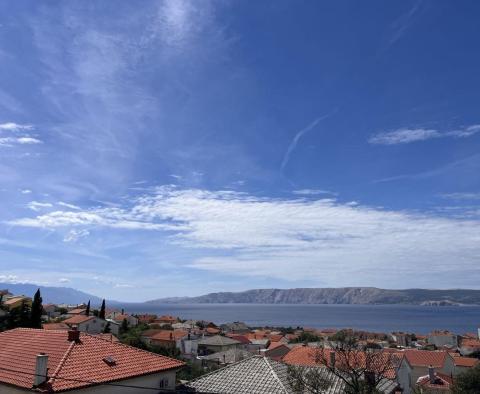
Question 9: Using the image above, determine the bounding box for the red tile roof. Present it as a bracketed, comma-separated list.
[67, 308, 86, 315]
[461, 338, 480, 348]
[228, 335, 251, 345]
[454, 356, 479, 367]
[112, 314, 134, 322]
[150, 330, 188, 342]
[42, 323, 69, 331]
[0, 328, 184, 392]
[404, 350, 449, 367]
[268, 341, 285, 350]
[63, 315, 95, 325]
[417, 372, 452, 389]
[283, 346, 400, 379]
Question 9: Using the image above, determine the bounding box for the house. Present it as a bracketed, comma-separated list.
[264, 342, 291, 361]
[154, 315, 178, 325]
[0, 328, 184, 393]
[247, 338, 270, 353]
[396, 350, 455, 394]
[219, 321, 250, 334]
[452, 355, 479, 374]
[198, 335, 241, 355]
[66, 308, 87, 316]
[42, 303, 58, 318]
[459, 337, 480, 356]
[149, 329, 189, 349]
[283, 346, 401, 392]
[184, 355, 399, 394]
[415, 367, 453, 393]
[137, 314, 157, 324]
[3, 295, 32, 311]
[185, 355, 291, 393]
[391, 332, 413, 347]
[427, 331, 458, 349]
[105, 319, 120, 336]
[198, 348, 253, 367]
[63, 315, 108, 334]
[112, 314, 138, 327]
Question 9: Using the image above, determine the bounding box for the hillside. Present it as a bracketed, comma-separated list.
[0, 283, 103, 305]
[146, 287, 480, 305]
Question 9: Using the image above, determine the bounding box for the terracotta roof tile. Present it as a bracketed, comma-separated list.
[454, 356, 479, 367]
[0, 328, 184, 392]
[63, 315, 95, 325]
[151, 330, 188, 342]
[404, 350, 449, 367]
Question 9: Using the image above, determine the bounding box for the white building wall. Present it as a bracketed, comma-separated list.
[0, 371, 178, 393]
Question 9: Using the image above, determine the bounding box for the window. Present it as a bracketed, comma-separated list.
[159, 378, 169, 388]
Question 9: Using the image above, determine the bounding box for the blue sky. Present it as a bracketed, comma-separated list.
[0, 1, 479, 301]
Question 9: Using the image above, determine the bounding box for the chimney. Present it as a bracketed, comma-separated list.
[477, 327, 480, 340]
[68, 328, 80, 343]
[33, 353, 48, 387]
[329, 351, 336, 368]
[428, 365, 435, 384]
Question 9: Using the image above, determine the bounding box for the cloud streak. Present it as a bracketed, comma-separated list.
[281, 112, 336, 170]
[369, 124, 480, 145]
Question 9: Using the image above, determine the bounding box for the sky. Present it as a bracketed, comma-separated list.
[0, 1, 479, 301]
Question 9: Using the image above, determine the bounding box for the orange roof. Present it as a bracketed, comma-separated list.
[461, 338, 480, 348]
[63, 315, 95, 325]
[417, 372, 452, 389]
[283, 346, 400, 379]
[454, 356, 479, 367]
[151, 330, 188, 342]
[113, 314, 135, 322]
[404, 350, 449, 367]
[268, 341, 285, 350]
[42, 323, 69, 331]
[268, 334, 284, 342]
[68, 308, 86, 314]
[0, 328, 184, 392]
[206, 327, 220, 334]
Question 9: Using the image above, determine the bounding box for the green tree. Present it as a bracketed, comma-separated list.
[103, 321, 111, 334]
[7, 301, 31, 329]
[30, 289, 43, 328]
[99, 299, 106, 319]
[452, 364, 480, 394]
[120, 318, 129, 334]
[85, 300, 90, 316]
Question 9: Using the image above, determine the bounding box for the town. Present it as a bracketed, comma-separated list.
[0, 288, 478, 393]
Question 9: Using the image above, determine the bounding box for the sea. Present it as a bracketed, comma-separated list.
[120, 303, 480, 334]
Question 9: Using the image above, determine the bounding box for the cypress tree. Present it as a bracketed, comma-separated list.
[30, 289, 43, 328]
[85, 300, 90, 316]
[99, 299, 106, 319]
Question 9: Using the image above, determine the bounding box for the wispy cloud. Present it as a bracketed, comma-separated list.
[374, 153, 480, 183]
[369, 124, 480, 145]
[293, 189, 337, 196]
[0, 122, 33, 131]
[9, 187, 480, 284]
[384, 0, 424, 50]
[27, 201, 53, 211]
[281, 112, 336, 171]
[440, 192, 480, 201]
[63, 229, 90, 243]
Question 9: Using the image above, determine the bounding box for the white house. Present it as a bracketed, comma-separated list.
[63, 315, 108, 334]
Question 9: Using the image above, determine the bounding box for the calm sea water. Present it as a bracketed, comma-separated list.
[120, 303, 480, 334]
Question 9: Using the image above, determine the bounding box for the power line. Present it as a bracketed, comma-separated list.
[0, 365, 183, 392]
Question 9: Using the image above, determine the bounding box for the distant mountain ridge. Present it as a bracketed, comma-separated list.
[146, 287, 480, 305]
[0, 283, 103, 305]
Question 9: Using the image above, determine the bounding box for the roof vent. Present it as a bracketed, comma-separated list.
[103, 356, 117, 366]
